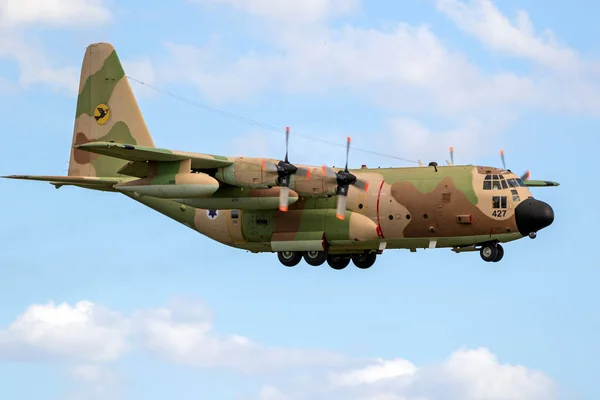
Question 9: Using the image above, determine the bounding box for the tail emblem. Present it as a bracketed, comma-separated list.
[94, 104, 110, 125]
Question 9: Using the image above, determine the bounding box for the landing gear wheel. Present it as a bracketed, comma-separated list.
[492, 244, 504, 262]
[352, 252, 377, 269]
[327, 254, 350, 270]
[303, 251, 327, 266]
[480, 244, 498, 262]
[278, 251, 302, 267]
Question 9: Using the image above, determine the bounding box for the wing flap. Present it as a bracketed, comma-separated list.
[75, 142, 233, 169]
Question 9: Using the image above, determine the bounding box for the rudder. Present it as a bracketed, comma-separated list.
[68, 42, 155, 178]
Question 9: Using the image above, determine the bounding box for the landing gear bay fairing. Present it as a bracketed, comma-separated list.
[2, 43, 559, 269]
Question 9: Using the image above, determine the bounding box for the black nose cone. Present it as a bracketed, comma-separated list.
[515, 198, 554, 236]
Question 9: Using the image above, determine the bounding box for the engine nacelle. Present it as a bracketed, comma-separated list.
[216, 158, 338, 196]
[115, 171, 219, 198]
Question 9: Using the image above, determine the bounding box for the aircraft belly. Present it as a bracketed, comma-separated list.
[240, 209, 381, 252]
[384, 232, 522, 250]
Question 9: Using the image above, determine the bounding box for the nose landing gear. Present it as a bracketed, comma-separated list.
[480, 243, 504, 262]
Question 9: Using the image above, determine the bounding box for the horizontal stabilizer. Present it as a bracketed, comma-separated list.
[523, 180, 560, 187]
[2, 175, 122, 191]
[75, 142, 233, 169]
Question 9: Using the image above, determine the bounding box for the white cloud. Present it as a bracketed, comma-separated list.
[190, 0, 358, 24]
[0, 0, 111, 28]
[0, 0, 113, 94]
[385, 117, 511, 165]
[64, 364, 124, 400]
[254, 348, 558, 400]
[0, 301, 129, 362]
[160, 0, 600, 125]
[436, 0, 579, 70]
[331, 358, 417, 386]
[133, 298, 346, 373]
[0, 299, 559, 400]
[0, 33, 79, 94]
[258, 385, 291, 400]
[162, 24, 536, 114]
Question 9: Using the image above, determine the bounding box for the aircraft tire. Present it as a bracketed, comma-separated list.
[352, 252, 377, 269]
[492, 244, 504, 262]
[303, 251, 327, 266]
[327, 254, 350, 270]
[278, 251, 302, 267]
[479, 244, 498, 262]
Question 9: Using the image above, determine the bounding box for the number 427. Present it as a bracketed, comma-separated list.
[492, 210, 506, 217]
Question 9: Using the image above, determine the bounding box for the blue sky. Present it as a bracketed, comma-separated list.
[0, 0, 598, 399]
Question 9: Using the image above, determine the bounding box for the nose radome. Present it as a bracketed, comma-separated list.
[514, 198, 554, 236]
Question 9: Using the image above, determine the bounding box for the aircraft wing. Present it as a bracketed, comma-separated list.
[1, 175, 123, 190]
[75, 142, 233, 169]
[523, 180, 560, 187]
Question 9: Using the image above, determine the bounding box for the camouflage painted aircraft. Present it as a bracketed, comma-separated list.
[2, 43, 559, 269]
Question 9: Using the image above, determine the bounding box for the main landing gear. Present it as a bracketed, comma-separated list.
[479, 243, 504, 262]
[276, 250, 377, 270]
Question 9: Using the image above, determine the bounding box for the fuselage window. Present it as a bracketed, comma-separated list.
[501, 179, 508, 189]
[483, 180, 491, 190]
[516, 178, 525, 187]
[507, 178, 517, 188]
[492, 180, 501, 190]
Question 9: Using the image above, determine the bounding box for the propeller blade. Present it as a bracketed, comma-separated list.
[521, 170, 530, 181]
[336, 192, 348, 220]
[295, 166, 311, 179]
[418, 160, 424, 167]
[279, 186, 289, 212]
[500, 149, 506, 170]
[262, 159, 279, 173]
[321, 165, 338, 182]
[353, 178, 369, 191]
[345, 136, 351, 171]
[285, 126, 290, 163]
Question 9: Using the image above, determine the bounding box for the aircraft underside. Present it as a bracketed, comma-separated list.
[130, 193, 524, 270]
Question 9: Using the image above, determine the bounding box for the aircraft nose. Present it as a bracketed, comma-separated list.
[514, 198, 554, 236]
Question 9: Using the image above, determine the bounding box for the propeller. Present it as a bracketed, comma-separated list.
[262, 127, 310, 212]
[321, 137, 369, 220]
[500, 149, 530, 181]
[446, 146, 454, 166]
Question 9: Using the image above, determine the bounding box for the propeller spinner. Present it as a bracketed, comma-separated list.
[321, 137, 369, 220]
[262, 127, 310, 212]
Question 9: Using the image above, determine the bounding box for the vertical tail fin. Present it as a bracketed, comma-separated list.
[68, 42, 155, 178]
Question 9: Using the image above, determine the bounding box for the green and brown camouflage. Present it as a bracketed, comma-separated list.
[2, 43, 559, 267]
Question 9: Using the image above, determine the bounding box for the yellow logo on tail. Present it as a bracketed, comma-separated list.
[94, 104, 110, 125]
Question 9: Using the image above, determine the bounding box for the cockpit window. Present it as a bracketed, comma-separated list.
[483, 174, 522, 190]
[511, 189, 520, 202]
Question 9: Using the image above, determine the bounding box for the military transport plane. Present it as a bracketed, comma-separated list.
[2, 43, 559, 270]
